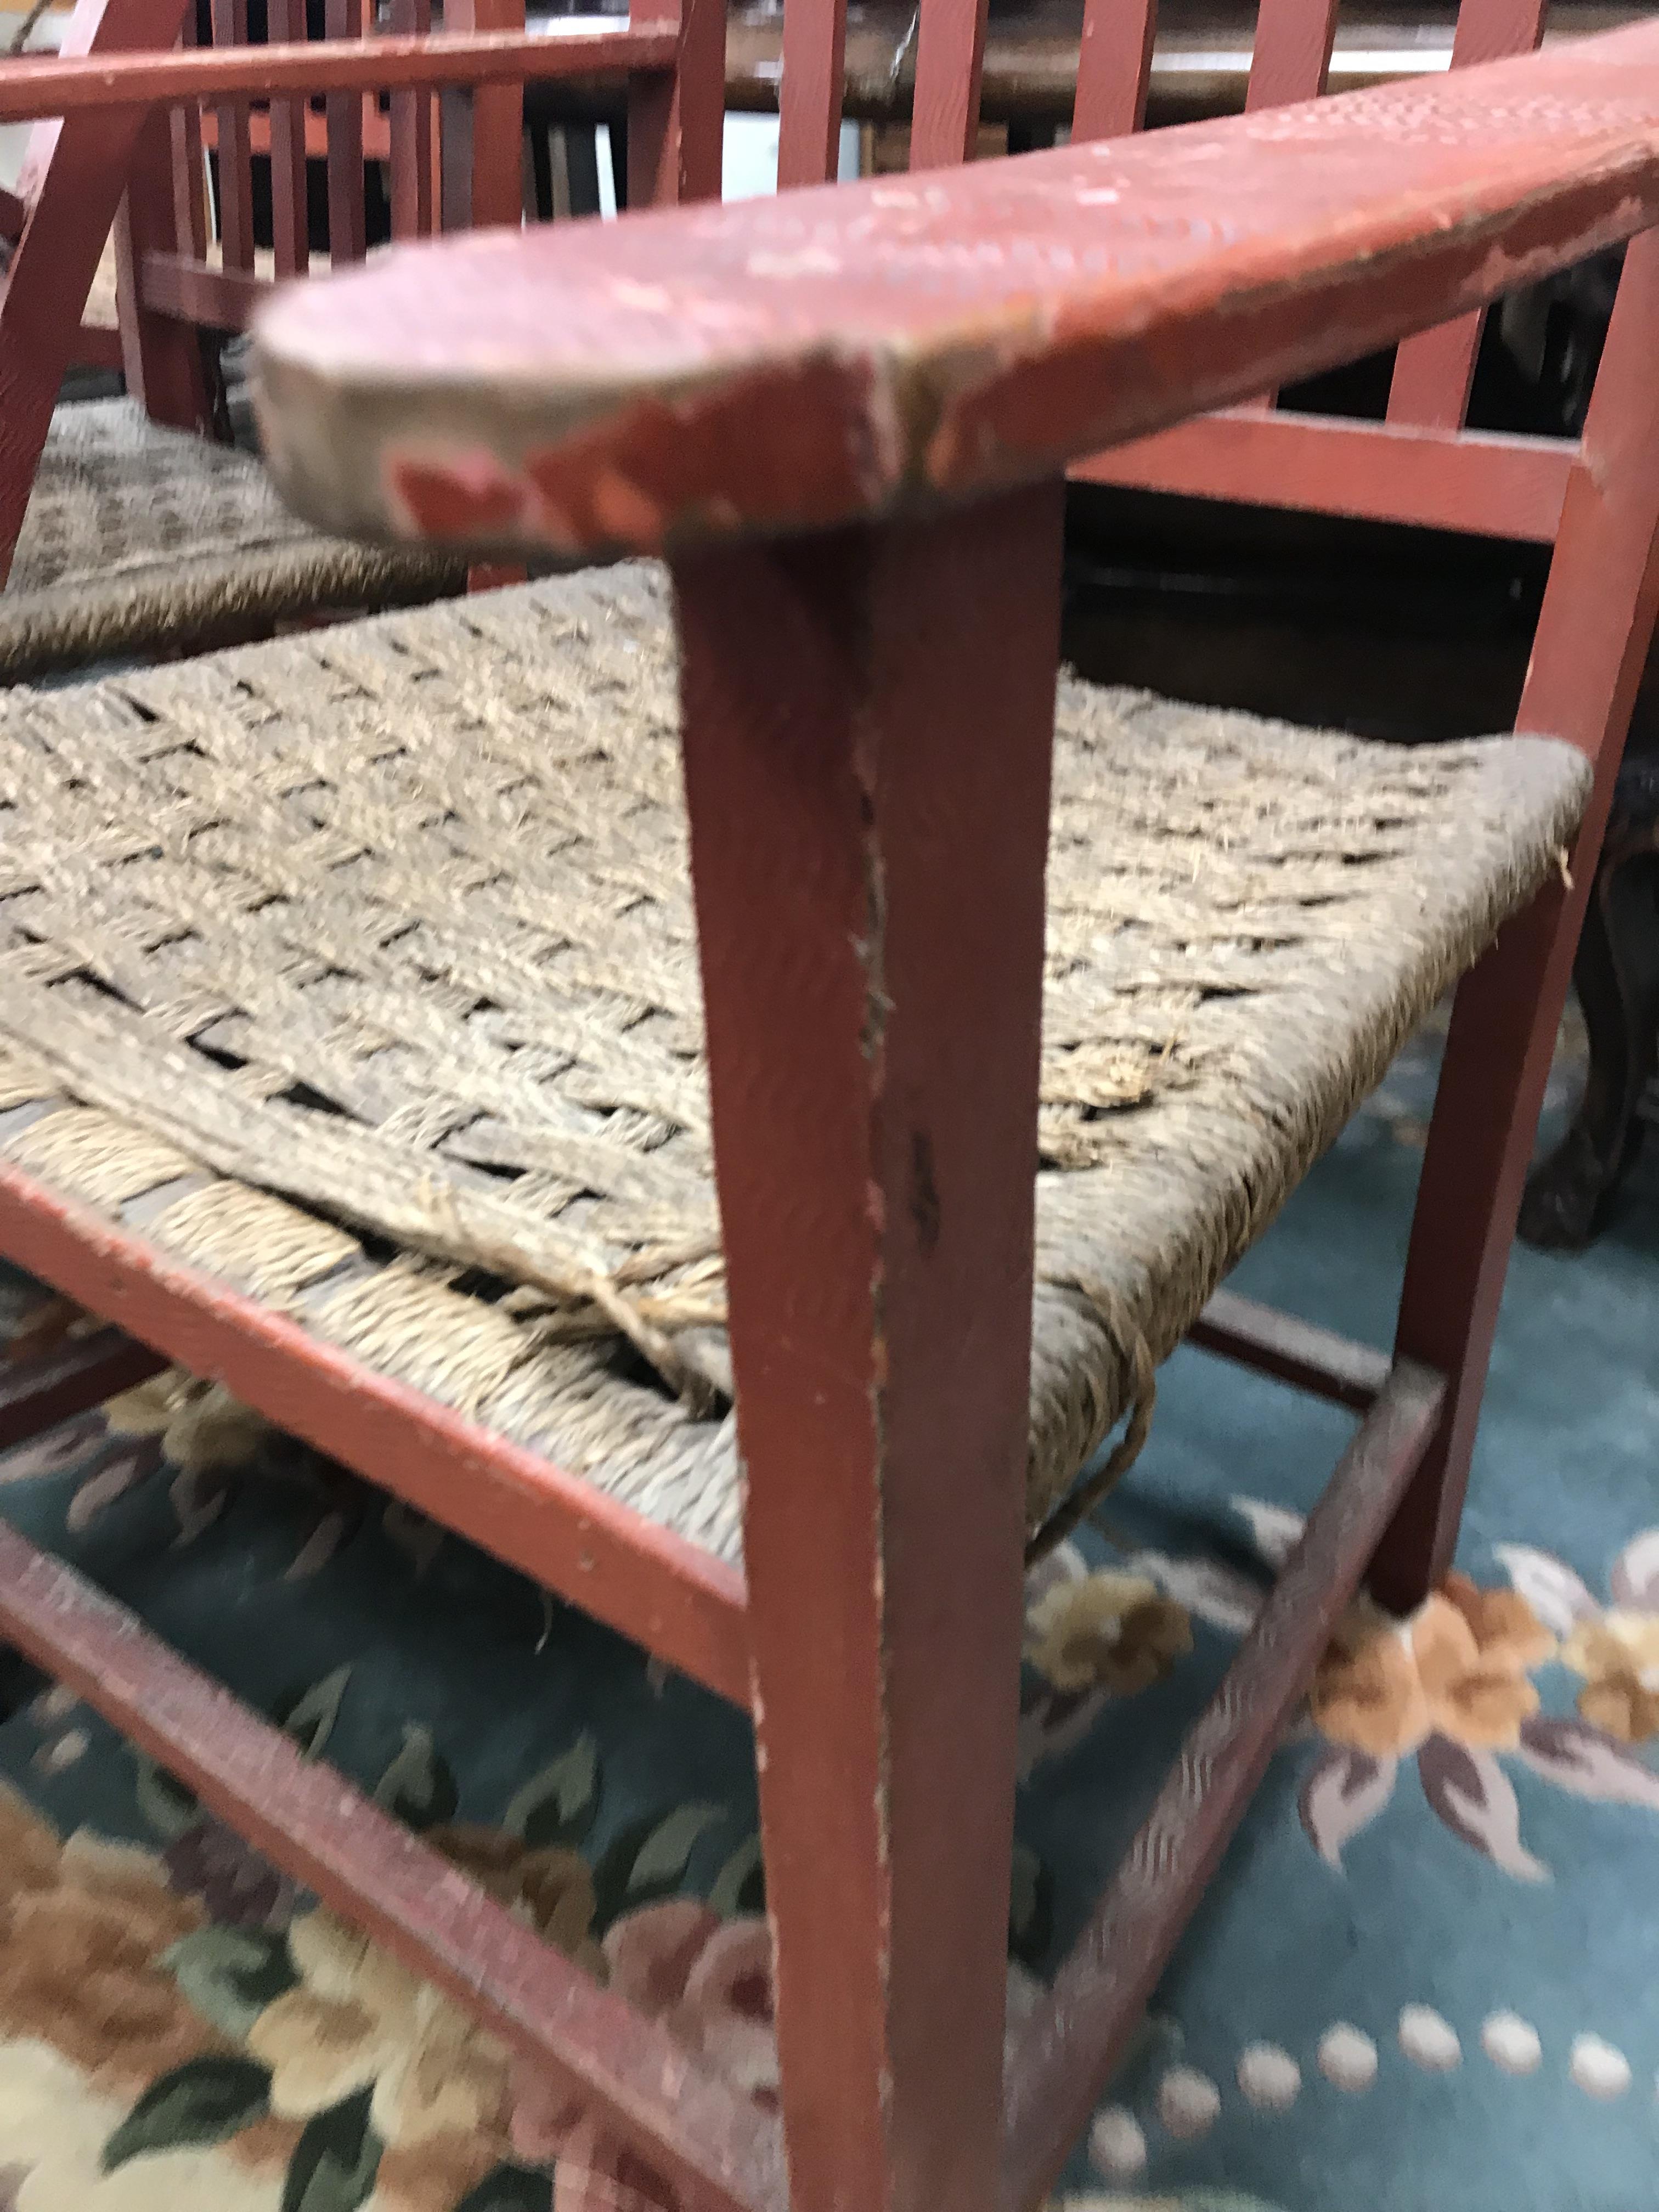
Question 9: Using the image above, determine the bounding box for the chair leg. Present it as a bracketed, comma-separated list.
[1371, 225, 1659, 1615]
[0, 0, 195, 583]
[1519, 842, 1659, 1249]
[673, 484, 1064, 2212]
[1369, 898, 1578, 1613]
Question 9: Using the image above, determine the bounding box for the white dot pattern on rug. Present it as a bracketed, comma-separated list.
[1399, 2006, 1462, 2072]
[1570, 2035, 1632, 2100]
[1088, 2106, 1147, 2180]
[1158, 2066, 1222, 2139]
[1318, 2023, 1378, 2092]
[1238, 2042, 1301, 2113]
[1482, 2012, 1542, 2075]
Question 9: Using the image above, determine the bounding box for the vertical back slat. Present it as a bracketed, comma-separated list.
[442, 0, 527, 229]
[777, 0, 847, 187]
[172, 2, 209, 262]
[909, 0, 989, 170]
[116, 101, 215, 427]
[1072, 0, 1160, 142]
[325, 0, 368, 263]
[388, 0, 435, 240]
[1387, 0, 1549, 428]
[627, 0, 726, 208]
[267, 0, 309, 278]
[1237, 0, 1340, 407]
[210, 0, 255, 271]
[1244, 0, 1341, 110]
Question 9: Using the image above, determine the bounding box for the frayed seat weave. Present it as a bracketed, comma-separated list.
[2, 399, 465, 681]
[0, 563, 1589, 1562]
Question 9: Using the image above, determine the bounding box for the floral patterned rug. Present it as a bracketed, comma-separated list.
[0, 1025, 1654, 2212]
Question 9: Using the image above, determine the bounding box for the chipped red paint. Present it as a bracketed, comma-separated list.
[386, 445, 533, 538]
[252, 22, 1659, 558]
[524, 362, 893, 551]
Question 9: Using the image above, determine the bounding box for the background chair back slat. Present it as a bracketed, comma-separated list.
[1071, 0, 1158, 142]
[439, 0, 524, 230]
[208, 0, 255, 268]
[323, 0, 368, 261]
[909, 0, 988, 167]
[387, 0, 436, 240]
[1385, 0, 1549, 428]
[627, 0, 724, 207]
[776, 0, 845, 190]
[1243, 0, 1340, 110]
[265, 0, 309, 276]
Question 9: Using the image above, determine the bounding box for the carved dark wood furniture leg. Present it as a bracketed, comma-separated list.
[1519, 756, 1659, 1248]
[674, 484, 1063, 2212]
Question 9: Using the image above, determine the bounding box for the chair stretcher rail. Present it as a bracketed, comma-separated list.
[1001, 1357, 1446, 2206]
[0, 1519, 785, 2212]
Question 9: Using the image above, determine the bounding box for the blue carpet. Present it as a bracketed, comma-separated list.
[0, 1040, 1652, 2212]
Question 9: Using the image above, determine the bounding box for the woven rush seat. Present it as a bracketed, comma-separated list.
[1, 399, 466, 682]
[0, 563, 1588, 1564]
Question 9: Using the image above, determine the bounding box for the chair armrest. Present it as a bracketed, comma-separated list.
[252, 20, 1659, 560]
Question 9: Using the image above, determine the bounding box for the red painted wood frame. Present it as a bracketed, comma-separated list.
[772, 0, 1656, 1565]
[9, 30, 1659, 2212]
[0, 0, 718, 579]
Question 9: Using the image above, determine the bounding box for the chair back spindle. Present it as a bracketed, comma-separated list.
[265, 0, 309, 276]
[208, 0, 256, 269]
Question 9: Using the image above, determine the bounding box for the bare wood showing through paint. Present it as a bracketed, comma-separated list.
[250, 22, 1659, 561]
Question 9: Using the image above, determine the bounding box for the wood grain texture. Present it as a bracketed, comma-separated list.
[251, 22, 1659, 560]
[1081, 407, 1575, 542]
[1373, 227, 1659, 1608]
[675, 484, 1062, 2211]
[139, 248, 265, 329]
[0, 1159, 752, 1705]
[1003, 1359, 1446, 2209]
[0, 1521, 783, 2212]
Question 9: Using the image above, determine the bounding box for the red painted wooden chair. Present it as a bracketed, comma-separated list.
[0, 17, 1657, 2212]
[0, 0, 690, 677]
